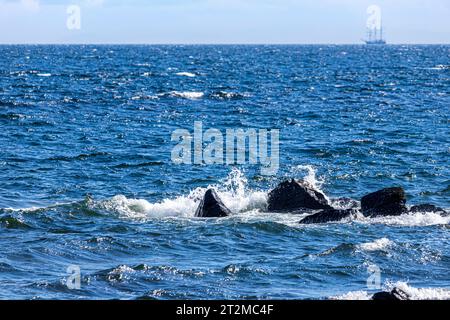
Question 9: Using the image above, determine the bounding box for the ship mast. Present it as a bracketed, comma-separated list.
[379, 19, 383, 41]
[364, 6, 386, 44]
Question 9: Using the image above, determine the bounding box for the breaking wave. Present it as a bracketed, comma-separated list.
[357, 211, 450, 227]
[175, 72, 196, 77]
[2, 166, 448, 227]
[88, 168, 267, 220]
[356, 238, 394, 252]
[169, 91, 204, 99]
[333, 281, 450, 300]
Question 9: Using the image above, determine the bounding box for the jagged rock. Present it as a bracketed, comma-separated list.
[361, 187, 407, 217]
[299, 209, 358, 224]
[372, 287, 410, 300]
[410, 204, 447, 215]
[267, 179, 332, 212]
[195, 189, 231, 218]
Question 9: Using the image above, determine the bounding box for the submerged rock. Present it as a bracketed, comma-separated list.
[195, 189, 232, 218]
[409, 204, 447, 215]
[372, 287, 411, 301]
[267, 179, 332, 212]
[299, 209, 358, 224]
[361, 187, 407, 217]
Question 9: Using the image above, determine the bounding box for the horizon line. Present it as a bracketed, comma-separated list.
[1, 42, 450, 46]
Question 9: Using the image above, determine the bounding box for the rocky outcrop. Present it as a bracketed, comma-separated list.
[299, 209, 358, 224]
[195, 189, 232, 218]
[409, 204, 447, 215]
[371, 287, 410, 300]
[361, 187, 407, 217]
[267, 179, 332, 212]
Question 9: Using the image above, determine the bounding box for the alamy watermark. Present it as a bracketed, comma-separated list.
[66, 5, 81, 30]
[66, 265, 81, 290]
[366, 4, 382, 31]
[366, 264, 382, 290]
[171, 121, 280, 176]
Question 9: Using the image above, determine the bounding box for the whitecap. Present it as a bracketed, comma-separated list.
[387, 281, 450, 300]
[37, 73, 51, 77]
[332, 282, 450, 300]
[169, 91, 204, 99]
[92, 194, 198, 219]
[359, 212, 450, 227]
[429, 64, 450, 70]
[90, 168, 268, 221]
[357, 238, 393, 251]
[1, 201, 74, 212]
[176, 72, 196, 77]
[211, 91, 250, 100]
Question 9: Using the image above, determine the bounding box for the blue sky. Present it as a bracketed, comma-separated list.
[0, 0, 449, 44]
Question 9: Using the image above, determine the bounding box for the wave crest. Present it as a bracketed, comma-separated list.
[2, 166, 448, 227]
[88, 168, 267, 219]
[333, 281, 450, 300]
[357, 238, 394, 251]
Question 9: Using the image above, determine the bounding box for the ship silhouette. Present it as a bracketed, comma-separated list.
[364, 25, 386, 45]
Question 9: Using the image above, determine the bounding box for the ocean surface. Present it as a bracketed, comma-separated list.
[0, 45, 449, 300]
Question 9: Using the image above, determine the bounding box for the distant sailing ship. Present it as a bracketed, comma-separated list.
[364, 25, 386, 45]
[364, 5, 386, 45]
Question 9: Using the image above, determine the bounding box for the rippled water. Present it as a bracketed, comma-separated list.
[0, 45, 449, 299]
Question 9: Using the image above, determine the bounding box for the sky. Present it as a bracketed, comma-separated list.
[0, 0, 449, 44]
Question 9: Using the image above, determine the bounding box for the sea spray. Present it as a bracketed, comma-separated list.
[87, 168, 267, 220]
[333, 281, 450, 300]
[291, 165, 325, 193]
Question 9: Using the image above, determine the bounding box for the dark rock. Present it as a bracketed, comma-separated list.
[410, 204, 447, 215]
[299, 209, 358, 224]
[372, 287, 410, 301]
[267, 179, 332, 212]
[195, 189, 232, 218]
[361, 187, 407, 217]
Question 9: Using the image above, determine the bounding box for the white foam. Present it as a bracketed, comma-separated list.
[357, 238, 393, 251]
[429, 64, 450, 70]
[90, 168, 268, 220]
[290, 165, 333, 205]
[176, 72, 196, 77]
[333, 281, 450, 300]
[37, 73, 51, 77]
[213, 91, 249, 99]
[93, 193, 199, 219]
[358, 212, 450, 227]
[387, 281, 450, 300]
[169, 91, 204, 99]
[3, 165, 448, 228]
[2, 201, 74, 212]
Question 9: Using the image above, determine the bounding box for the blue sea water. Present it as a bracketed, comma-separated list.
[0, 45, 449, 300]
